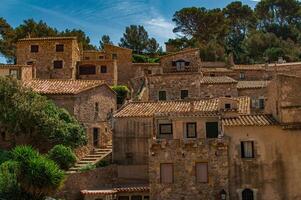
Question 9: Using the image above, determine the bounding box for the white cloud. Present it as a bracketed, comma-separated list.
[144, 17, 176, 39]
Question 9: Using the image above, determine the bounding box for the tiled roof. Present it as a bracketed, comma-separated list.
[222, 114, 278, 126]
[237, 81, 269, 89]
[200, 76, 237, 84]
[81, 186, 149, 195]
[0, 64, 31, 68]
[201, 68, 233, 72]
[232, 65, 265, 70]
[18, 37, 77, 41]
[23, 79, 106, 95]
[114, 97, 250, 118]
[161, 48, 199, 58]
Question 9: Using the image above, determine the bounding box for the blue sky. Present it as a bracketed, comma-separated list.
[0, 0, 259, 63]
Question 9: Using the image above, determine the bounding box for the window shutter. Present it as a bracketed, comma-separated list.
[161, 164, 173, 183]
[196, 163, 208, 183]
[172, 61, 176, 66]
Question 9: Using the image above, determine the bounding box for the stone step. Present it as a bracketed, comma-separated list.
[78, 160, 96, 164]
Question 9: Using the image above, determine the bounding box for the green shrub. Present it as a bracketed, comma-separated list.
[48, 145, 77, 170]
[132, 54, 160, 63]
[79, 164, 96, 172]
[95, 160, 109, 168]
[0, 150, 11, 165]
[111, 85, 130, 104]
[0, 161, 21, 200]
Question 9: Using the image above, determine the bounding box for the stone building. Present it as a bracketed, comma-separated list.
[16, 37, 81, 80]
[0, 64, 34, 81]
[23, 79, 117, 148]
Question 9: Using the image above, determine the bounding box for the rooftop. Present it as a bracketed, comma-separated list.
[161, 48, 199, 59]
[200, 76, 237, 84]
[237, 81, 269, 89]
[222, 114, 278, 126]
[23, 79, 107, 95]
[114, 97, 250, 118]
[18, 37, 77, 42]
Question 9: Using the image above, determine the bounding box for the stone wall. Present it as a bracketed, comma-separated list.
[149, 138, 229, 200]
[16, 38, 80, 79]
[224, 125, 301, 200]
[77, 59, 117, 85]
[160, 49, 201, 69]
[104, 44, 132, 85]
[146, 73, 202, 101]
[113, 117, 153, 165]
[199, 83, 238, 98]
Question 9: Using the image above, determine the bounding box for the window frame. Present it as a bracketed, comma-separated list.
[100, 65, 107, 73]
[181, 90, 189, 100]
[196, 162, 209, 183]
[53, 60, 63, 69]
[56, 44, 64, 52]
[186, 122, 197, 138]
[30, 45, 39, 53]
[160, 163, 174, 184]
[158, 90, 167, 101]
[159, 123, 173, 135]
[241, 141, 255, 159]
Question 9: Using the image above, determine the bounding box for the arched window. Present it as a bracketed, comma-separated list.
[242, 189, 254, 200]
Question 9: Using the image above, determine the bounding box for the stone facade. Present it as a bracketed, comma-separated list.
[77, 59, 117, 85]
[47, 85, 116, 148]
[16, 37, 80, 79]
[199, 82, 238, 98]
[0, 64, 34, 81]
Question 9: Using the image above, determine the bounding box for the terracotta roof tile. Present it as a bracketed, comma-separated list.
[222, 114, 278, 126]
[200, 76, 237, 84]
[114, 97, 250, 118]
[23, 79, 106, 95]
[81, 186, 149, 195]
[237, 81, 269, 89]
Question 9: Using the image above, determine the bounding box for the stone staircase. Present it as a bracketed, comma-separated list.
[66, 147, 112, 174]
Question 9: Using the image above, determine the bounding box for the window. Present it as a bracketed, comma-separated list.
[172, 59, 189, 71]
[99, 56, 104, 59]
[27, 61, 34, 65]
[160, 163, 173, 183]
[206, 122, 219, 138]
[158, 91, 166, 101]
[241, 141, 254, 158]
[196, 163, 208, 183]
[210, 73, 215, 77]
[143, 196, 150, 200]
[186, 122, 197, 138]
[9, 69, 19, 79]
[242, 189, 254, 200]
[84, 57, 90, 60]
[112, 53, 117, 59]
[131, 196, 142, 200]
[94, 102, 99, 119]
[181, 90, 189, 100]
[53, 60, 63, 69]
[79, 65, 96, 75]
[225, 103, 231, 109]
[101, 65, 107, 73]
[159, 124, 173, 135]
[239, 72, 245, 80]
[31, 45, 39, 53]
[56, 44, 64, 52]
[93, 128, 99, 147]
[118, 197, 129, 200]
[259, 98, 265, 109]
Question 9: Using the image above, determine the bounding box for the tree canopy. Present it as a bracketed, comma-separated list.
[99, 35, 113, 49]
[171, 0, 301, 64]
[0, 77, 87, 148]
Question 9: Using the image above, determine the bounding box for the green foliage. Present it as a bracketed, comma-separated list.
[95, 160, 109, 168]
[0, 149, 11, 165]
[119, 25, 161, 54]
[99, 35, 113, 49]
[48, 145, 77, 170]
[79, 163, 96, 172]
[171, 0, 301, 64]
[0, 77, 87, 148]
[132, 54, 160, 63]
[111, 85, 130, 105]
[0, 146, 65, 200]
